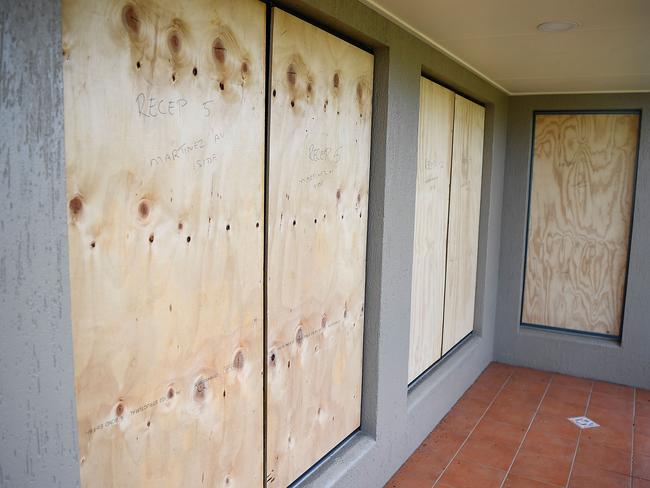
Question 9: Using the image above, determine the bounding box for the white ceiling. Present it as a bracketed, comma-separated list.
[360, 0, 650, 94]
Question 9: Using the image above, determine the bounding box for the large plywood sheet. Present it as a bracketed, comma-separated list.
[442, 95, 485, 354]
[408, 78, 455, 383]
[62, 1, 265, 486]
[266, 9, 373, 487]
[522, 113, 639, 336]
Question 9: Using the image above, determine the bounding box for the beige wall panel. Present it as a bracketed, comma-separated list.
[408, 78, 455, 383]
[62, 1, 265, 486]
[442, 95, 485, 354]
[266, 9, 373, 487]
[522, 113, 639, 336]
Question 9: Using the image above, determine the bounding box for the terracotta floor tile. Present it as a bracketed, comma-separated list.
[637, 402, 650, 419]
[545, 384, 591, 407]
[463, 382, 501, 404]
[386, 468, 436, 488]
[472, 418, 527, 446]
[511, 367, 553, 384]
[551, 374, 593, 392]
[575, 440, 632, 475]
[568, 462, 631, 488]
[522, 429, 578, 461]
[634, 452, 650, 480]
[510, 451, 572, 486]
[634, 478, 650, 488]
[592, 381, 635, 400]
[437, 409, 479, 438]
[456, 434, 519, 471]
[636, 415, 650, 436]
[505, 377, 550, 396]
[424, 428, 467, 463]
[499, 388, 545, 408]
[529, 413, 580, 441]
[589, 391, 635, 413]
[503, 474, 563, 488]
[438, 459, 506, 488]
[636, 431, 650, 456]
[587, 404, 634, 426]
[485, 401, 537, 428]
[539, 396, 587, 418]
[582, 423, 633, 451]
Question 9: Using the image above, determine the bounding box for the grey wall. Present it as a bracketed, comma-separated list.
[0, 0, 508, 487]
[0, 1, 81, 487]
[495, 94, 650, 390]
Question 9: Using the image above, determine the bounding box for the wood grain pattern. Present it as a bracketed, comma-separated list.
[408, 78, 455, 383]
[62, 1, 265, 486]
[442, 95, 485, 355]
[266, 9, 373, 487]
[522, 113, 639, 336]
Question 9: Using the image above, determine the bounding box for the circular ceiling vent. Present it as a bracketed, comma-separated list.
[537, 21, 579, 32]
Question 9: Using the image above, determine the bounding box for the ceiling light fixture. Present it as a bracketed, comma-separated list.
[537, 21, 579, 32]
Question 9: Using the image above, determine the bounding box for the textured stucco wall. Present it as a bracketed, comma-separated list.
[0, 0, 508, 487]
[0, 1, 80, 487]
[495, 94, 650, 390]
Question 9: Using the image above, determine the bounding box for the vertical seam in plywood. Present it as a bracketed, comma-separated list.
[439, 95, 456, 358]
[263, 4, 273, 487]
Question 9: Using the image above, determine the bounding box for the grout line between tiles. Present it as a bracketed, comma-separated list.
[497, 374, 554, 488]
[631, 388, 637, 488]
[430, 369, 515, 488]
[563, 380, 594, 488]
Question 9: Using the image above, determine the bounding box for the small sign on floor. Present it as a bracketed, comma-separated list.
[568, 416, 599, 429]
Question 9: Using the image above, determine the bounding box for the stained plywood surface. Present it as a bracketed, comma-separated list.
[442, 95, 485, 355]
[408, 78, 455, 383]
[62, 1, 265, 486]
[266, 9, 373, 487]
[522, 113, 639, 336]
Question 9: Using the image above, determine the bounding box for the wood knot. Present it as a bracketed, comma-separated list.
[168, 31, 182, 54]
[69, 195, 83, 216]
[333, 72, 340, 88]
[167, 387, 175, 399]
[269, 351, 276, 366]
[357, 82, 363, 101]
[115, 402, 124, 417]
[212, 38, 226, 64]
[194, 379, 206, 400]
[121, 4, 140, 36]
[233, 350, 244, 370]
[138, 200, 150, 219]
[295, 327, 304, 346]
[321, 314, 327, 328]
[287, 64, 297, 85]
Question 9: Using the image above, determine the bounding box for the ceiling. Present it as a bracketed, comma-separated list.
[359, 0, 650, 94]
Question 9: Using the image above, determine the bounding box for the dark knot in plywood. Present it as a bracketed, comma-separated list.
[69, 195, 83, 216]
[295, 327, 304, 346]
[138, 200, 150, 219]
[121, 4, 140, 36]
[233, 350, 245, 370]
[333, 72, 340, 88]
[212, 38, 226, 64]
[287, 64, 297, 85]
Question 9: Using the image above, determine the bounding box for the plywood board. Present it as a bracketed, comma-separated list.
[442, 95, 485, 354]
[62, 1, 265, 486]
[266, 9, 373, 487]
[408, 78, 455, 383]
[522, 112, 639, 336]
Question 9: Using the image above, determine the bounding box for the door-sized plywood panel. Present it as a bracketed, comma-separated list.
[266, 9, 373, 487]
[442, 95, 485, 355]
[522, 112, 639, 336]
[62, 1, 265, 486]
[408, 78, 455, 383]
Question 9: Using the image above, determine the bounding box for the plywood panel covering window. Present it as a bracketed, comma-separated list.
[441, 95, 486, 355]
[408, 79, 455, 382]
[62, 0, 265, 486]
[522, 112, 640, 337]
[266, 9, 373, 487]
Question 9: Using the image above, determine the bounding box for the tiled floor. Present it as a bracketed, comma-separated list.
[387, 362, 650, 488]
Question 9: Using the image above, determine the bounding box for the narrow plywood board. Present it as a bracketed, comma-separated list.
[62, 1, 265, 486]
[522, 113, 639, 336]
[408, 78, 455, 383]
[442, 95, 485, 355]
[266, 9, 373, 487]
